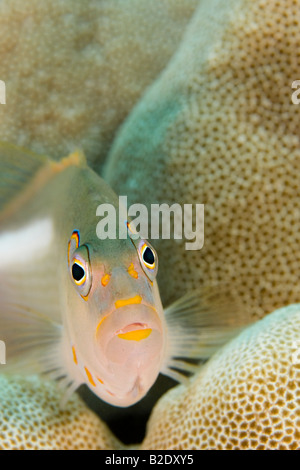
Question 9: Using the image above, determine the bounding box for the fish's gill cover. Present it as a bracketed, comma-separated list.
[105, 0, 300, 321]
[141, 305, 300, 450]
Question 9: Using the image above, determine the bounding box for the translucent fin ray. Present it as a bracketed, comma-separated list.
[163, 287, 248, 381]
[160, 367, 190, 385]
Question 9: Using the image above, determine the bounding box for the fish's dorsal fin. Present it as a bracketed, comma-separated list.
[0, 142, 86, 224]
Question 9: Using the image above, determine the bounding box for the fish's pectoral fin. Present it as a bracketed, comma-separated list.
[162, 287, 249, 382]
[0, 298, 83, 405]
[57, 377, 83, 410]
[0, 300, 62, 374]
[160, 367, 191, 386]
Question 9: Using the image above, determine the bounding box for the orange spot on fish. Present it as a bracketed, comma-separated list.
[71, 230, 80, 248]
[72, 345, 78, 365]
[115, 295, 142, 309]
[97, 377, 104, 384]
[68, 230, 80, 265]
[101, 273, 111, 287]
[127, 263, 138, 279]
[127, 221, 136, 235]
[84, 367, 96, 387]
[118, 328, 152, 342]
[95, 314, 109, 335]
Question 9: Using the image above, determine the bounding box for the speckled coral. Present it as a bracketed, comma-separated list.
[0, 0, 198, 169]
[0, 375, 121, 450]
[1, 305, 299, 450]
[140, 304, 300, 450]
[104, 0, 300, 321]
[1, 0, 300, 450]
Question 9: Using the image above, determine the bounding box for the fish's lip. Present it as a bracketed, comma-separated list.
[94, 303, 163, 365]
[115, 322, 148, 335]
[95, 303, 161, 337]
[92, 304, 165, 405]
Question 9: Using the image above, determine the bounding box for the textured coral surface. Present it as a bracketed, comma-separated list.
[141, 305, 300, 450]
[1, 305, 299, 450]
[0, 0, 197, 169]
[0, 0, 299, 451]
[105, 0, 300, 320]
[0, 375, 121, 450]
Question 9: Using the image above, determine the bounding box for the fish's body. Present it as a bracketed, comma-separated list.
[0, 143, 243, 407]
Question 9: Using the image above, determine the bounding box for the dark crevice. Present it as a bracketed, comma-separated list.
[77, 375, 177, 445]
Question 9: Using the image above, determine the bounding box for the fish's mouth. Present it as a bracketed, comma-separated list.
[94, 303, 165, 403]
[95, 304, 162, 351]
[115, 322, 152, 342]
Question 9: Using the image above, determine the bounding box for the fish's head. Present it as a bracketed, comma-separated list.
[66, 228, 167, 407]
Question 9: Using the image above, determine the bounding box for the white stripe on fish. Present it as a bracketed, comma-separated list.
[0, 218, 53, 268]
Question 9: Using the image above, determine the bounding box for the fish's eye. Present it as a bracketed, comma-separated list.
[72, 260, 86, 285]
[137, 241, 158, 282]
[68, 233, 92, 300]
[142, 245, 155, 269]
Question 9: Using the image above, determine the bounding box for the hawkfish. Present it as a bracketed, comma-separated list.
[0, 143, 242, 407]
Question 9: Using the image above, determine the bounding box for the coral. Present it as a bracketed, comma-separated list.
[0, 375, 122, 450]
[1, 305, 299, 450]
[0, 0, 198, 170]
[1, 0, 299, 450]
[141, 304, 300, 450]
[104, 0, 300, 320]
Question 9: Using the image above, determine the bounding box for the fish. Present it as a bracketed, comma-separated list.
[0, 142, 243, 407]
